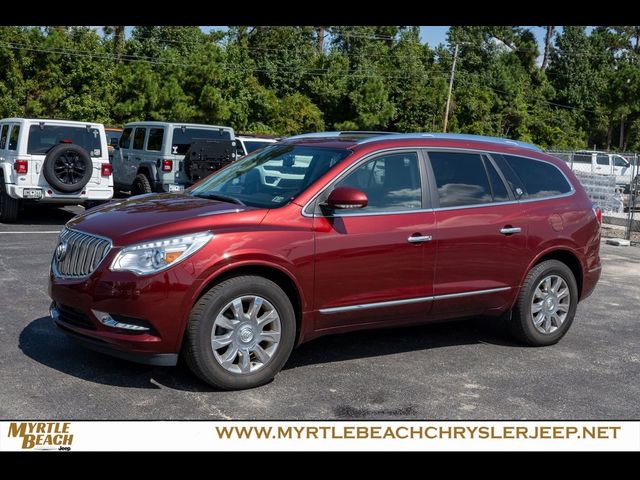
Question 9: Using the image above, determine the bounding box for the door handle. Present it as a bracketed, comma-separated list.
[408, 234, 433, 244]
[500, 227, 522, 235]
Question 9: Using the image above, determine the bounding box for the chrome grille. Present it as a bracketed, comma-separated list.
[53, 228, 112, 278]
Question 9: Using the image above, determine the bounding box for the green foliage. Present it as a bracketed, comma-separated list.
[0, 25, 639, 149]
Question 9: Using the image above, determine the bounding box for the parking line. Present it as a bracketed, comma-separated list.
[0, 230, 60, 234]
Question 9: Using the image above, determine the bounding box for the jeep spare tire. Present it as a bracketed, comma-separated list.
[43, 143, 93, 193]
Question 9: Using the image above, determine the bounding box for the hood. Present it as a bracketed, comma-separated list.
[67, 193, 264, 246]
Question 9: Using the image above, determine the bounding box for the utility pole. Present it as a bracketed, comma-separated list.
[443, 43, 459, 133]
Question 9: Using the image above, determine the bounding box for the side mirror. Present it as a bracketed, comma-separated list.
[325, 186, 368, 210]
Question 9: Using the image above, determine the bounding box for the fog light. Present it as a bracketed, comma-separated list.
[50, 303, 60, 321]
[92, 310, 149, 331]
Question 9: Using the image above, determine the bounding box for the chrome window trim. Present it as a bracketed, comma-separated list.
[319, 286, 512, 314]
[302, 145, 576, 218]
[51, 227, 113, 281]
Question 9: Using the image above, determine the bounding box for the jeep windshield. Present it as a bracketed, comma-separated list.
[172, 127, 232, 155]
[189, 145, 351, 208]
[27, 125, 102, 157]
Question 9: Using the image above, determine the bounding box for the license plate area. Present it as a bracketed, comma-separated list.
[23, 188, 43, 199]
[168, 184, 184, 193]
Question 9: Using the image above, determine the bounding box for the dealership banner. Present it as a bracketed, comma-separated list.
[1, 421, 638, 451]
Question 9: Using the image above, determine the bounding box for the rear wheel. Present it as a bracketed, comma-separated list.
[509, 260, 578, 346]
[0, 180, 19, 222]
[183, 275, 296, 390]
[131, 173, 152, 196]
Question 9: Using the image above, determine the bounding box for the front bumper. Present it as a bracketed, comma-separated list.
[48, 255, 200, 363]
[53, 310, 178, 366]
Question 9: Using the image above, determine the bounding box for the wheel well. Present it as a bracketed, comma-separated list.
[136, 167, 151, 179]
[196, 266, 303, 342]
[535, 250, 583, 299]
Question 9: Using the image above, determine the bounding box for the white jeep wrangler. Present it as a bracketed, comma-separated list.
[0, 118, 114, 222]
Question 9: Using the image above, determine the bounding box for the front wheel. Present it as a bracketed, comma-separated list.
[183, 276, 296, 390]
[508, 260, 579, 346]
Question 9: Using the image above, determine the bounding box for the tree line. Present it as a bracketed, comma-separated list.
[0, 26, 638, 151]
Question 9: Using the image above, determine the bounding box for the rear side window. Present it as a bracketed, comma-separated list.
[596, 154, 609, 166]
[133, 128, 146, 150]
[147, 128, 164, 152]
[483, 157, 510, 202]
[8, 125, 20, 150]
[573, 154, 592, 164]
[503, 155, 572, 199]
[27, 125, 102, 157]
[0, 125, 7, 149]
[171, 128, 232, 155]
[429, 152, 493, 208]
[491, 154, 527, 198]
[120, 128, 132, 149]
[244, 140, 271, 153]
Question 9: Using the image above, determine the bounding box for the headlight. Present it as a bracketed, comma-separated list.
[110, 231, 214, 275]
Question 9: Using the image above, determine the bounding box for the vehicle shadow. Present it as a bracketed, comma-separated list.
[20, 315, 518, 392]
[5, 205, 80, 226]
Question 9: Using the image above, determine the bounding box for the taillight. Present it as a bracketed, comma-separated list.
[101, 163, 113, 176]
[592, 204, 602, 224]
[14, 160, 28, 174]
[162, 160, 173, 172]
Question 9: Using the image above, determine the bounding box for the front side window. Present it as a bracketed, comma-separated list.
[27, 125, 102, 157]
[502, 155, 572, 199]
[8, 125, 20, 150]
[133, 128, 146, 150]
[613, 156, 629, 167]
[120, 128, 132, 149]
[147, 128, 164, 152]
[332, 152, 422, 214]
[172, 127, 232, 155]
[0, 125, 8, 149]
[189, 145, 350, 209]
[429, 152, 493, 208]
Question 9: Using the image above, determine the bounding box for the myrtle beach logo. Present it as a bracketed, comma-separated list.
[7, 422, 73, 450]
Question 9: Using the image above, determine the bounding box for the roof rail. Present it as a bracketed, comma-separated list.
[286, 131, 400, 141]
[357, 132, 542, 151]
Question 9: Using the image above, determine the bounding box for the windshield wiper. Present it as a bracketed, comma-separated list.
[194, 193, 246, 206]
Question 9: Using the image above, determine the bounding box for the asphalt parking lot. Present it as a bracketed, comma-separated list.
[1, 205, 639, 420]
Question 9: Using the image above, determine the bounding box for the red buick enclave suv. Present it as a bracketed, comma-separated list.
[48, 132, 602, 390]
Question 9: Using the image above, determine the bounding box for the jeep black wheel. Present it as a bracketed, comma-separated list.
[43, 143, 93, 193]
[131, 173, 152, 196]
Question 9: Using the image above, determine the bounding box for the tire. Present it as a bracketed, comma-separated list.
[183, 275, 296, 390]
[0, 180, 19, 222]
[43, 143, 93, 193]
[131, 173, 152, 196]
[509, 259, 579, 346]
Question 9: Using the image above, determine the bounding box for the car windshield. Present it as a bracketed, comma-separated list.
[27, 125, 102, 157]
[189, 145, 351, 208]
[172, 127, 232, 155]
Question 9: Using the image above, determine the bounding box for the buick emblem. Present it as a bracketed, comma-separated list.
[55, 241, 68, 262]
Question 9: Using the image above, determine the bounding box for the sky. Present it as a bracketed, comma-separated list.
[125, 26, 557, 52]
[419, 26, 548, 47]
